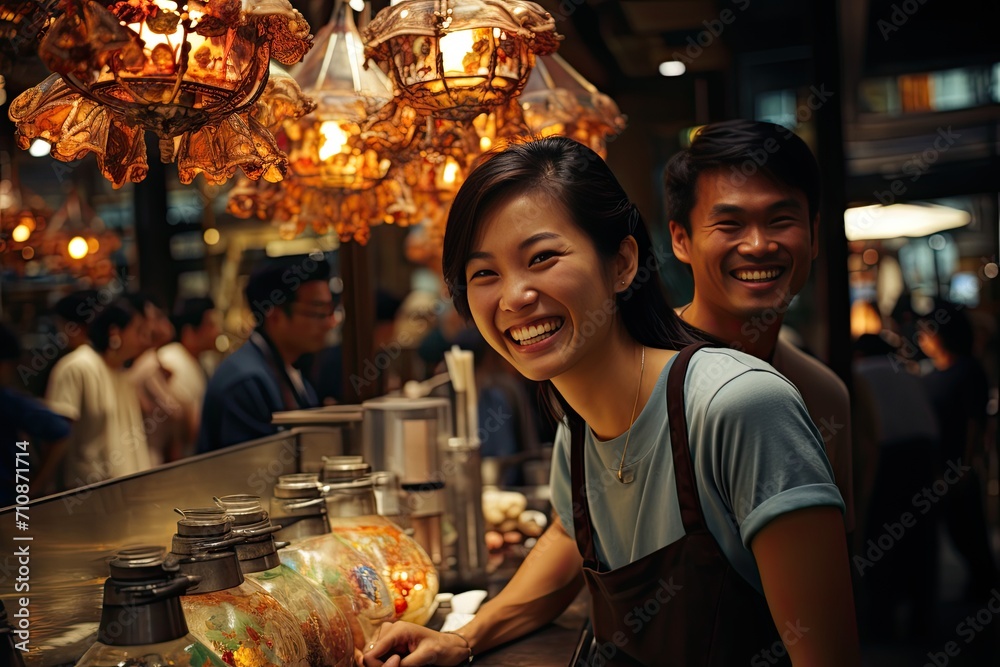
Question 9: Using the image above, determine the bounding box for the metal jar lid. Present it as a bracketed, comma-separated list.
[107, 545, 176, 581]
[321, 456, 372, 483]
[274, 473, 323, 499]
[214, 496, 281, 573]
[98, 545, 195, 646]
[174, 507, 232, 539]
[215, 495, 268, 525]
[169, 509, 245, 593]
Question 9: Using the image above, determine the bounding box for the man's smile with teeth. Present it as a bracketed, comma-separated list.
[732, 268, 783, 282]
[508, 318, 564, 345]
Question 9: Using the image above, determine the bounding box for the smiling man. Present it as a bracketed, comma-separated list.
[665, 120, 855, 534]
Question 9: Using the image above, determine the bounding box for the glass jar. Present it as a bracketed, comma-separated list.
[75, 546, 227, 667]
[321, 458, 439, 625]
[216, 495, 354, 667]
[170, 507, 310, 667]
[272, 473, 395, 646]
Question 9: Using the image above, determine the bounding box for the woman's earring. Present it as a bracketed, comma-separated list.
[109, 334, 121, 351]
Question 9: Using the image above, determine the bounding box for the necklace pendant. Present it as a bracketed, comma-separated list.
[617, 467, 635, 484]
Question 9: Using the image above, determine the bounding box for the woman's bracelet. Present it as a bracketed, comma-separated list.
[443, 630, 474, 664]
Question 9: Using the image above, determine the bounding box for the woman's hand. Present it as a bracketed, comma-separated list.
[362, 622, 471, 667]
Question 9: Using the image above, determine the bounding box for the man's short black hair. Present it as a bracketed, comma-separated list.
[246, 255, 331, 325]
[53, 290, 99, 325]
[171, 297, 216, 338]
[664, 119, 822, 233]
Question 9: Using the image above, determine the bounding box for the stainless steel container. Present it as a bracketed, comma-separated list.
[361, 397, 450, 565]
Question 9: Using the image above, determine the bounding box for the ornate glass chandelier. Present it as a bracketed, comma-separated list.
[362, 0, 560, 122]
[9, 0, 313, 187]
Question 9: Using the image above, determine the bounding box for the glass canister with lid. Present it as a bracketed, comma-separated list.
[214, 494, 354, 667]
[271, 473, 395, 646]
[169, 507, 310, 667]
[321, 457, 439, 626]
[75, 546, 227, 667]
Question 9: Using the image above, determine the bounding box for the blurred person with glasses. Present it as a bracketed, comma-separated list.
[197, 256, 335, 453]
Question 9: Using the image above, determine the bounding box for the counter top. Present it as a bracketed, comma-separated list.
[430, 590, 590, 667]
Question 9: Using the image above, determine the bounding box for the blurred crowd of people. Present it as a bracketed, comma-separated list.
[1, 290, 220, 499]
[851, 297, 998, 642]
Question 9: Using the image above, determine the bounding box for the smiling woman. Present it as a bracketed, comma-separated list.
[361, 137, 860, 667]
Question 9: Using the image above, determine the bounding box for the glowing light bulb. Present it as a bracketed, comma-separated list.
[480, 136, 492, 152]
[29, 139, 51, 157]
[349, 0, 365, 10]
[658, 61, 686, 77]
[441, 158, 460, 186]
[203, 228, 220, 245]
[11, 224, 31, 242]
[68, 236, 89, 259]
[439, 30, 475, 74]
[318, 121, 350, 161]
[87, 237, 100, 254]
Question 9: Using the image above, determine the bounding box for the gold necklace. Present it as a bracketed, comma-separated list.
[617, 346, 645, 484]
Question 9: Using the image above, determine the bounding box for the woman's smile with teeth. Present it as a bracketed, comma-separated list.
[732, 268, 783, 282]
[509, 319, 563, 345]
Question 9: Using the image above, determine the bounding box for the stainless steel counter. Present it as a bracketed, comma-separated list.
[0, 427, 350, 666]
[0, 424, 583, 667]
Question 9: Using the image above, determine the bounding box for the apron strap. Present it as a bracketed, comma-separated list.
[571, 342, 715, 569]
[569, 407, 600, 569]
[667, 342, 714, 534]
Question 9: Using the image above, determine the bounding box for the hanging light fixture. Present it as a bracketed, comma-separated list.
[363, 0, 561, 122]
[9, 0, 313, 188]
[519, 53, 627, 157]
[0, 1, 59, 106]
[286, 1, 396, 191]
[228, 1, 415, 244]
[44, 187, 122, 283]
[0, 184, 52, 279]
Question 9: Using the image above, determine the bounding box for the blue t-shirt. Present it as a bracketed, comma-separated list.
[550, 347, 844, 594]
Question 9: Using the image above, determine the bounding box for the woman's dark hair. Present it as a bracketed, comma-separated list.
[442, 136, 696, 421]
[664, 119, 822, 234]
[90, 297, 142, 353]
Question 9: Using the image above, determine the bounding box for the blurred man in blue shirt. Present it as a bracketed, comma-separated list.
[197, 256, 335, 452]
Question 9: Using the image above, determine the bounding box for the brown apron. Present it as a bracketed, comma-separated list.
[571, 343, 790, 666]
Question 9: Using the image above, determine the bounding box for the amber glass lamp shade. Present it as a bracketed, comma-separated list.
[0, 170, 50, 276]
[228, 3, 412, 244]
[519, 53, 627, 157]
[285, 3, 394, 191]
[9, 0, 313, 187]
[363, 0, 560, 121]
